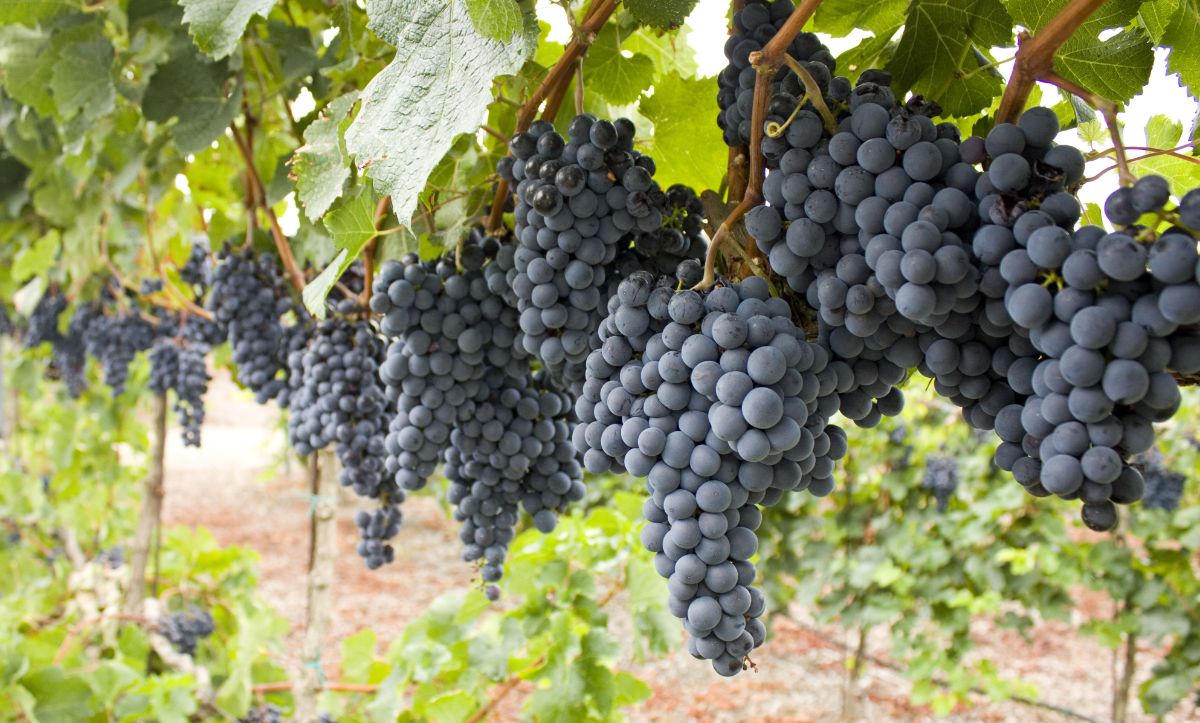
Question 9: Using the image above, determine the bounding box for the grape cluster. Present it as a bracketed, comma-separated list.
[286, 317, 396, 565]
[178, 238, 211, 287]
[56, 302, 96, 398]
[83, 306, 157, 397]
[355, 505, 402, 569]
[499, 114, 679, 392]
[238, 705, 282, 723]
[1136, 453, 1186, 512]
[628, 184, 709, 285]
[374, 241, 515, 494]
[149, 339, 211, 446]
[576, 273, 847, 675]
[446, 367, 582, 582]
[24, 290, 67, 349]
[716, 0, 837, 147]
[986, 174, 1196, 530]
[207, 247, 295, 404]
[921, 456, 959, 512]
[159, 606, 215, 656]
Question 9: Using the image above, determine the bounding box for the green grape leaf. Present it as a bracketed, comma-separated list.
[835, 25, 902, 77]
[293, 91, 359, 222]
[1131, 153, 1200, 193]
[1055, 28, 1153, 105]
[142, 49, 242, 154]
[625, 0, 698, 28]
[1137, 0, 1179, 42]
[1006, 0, 1144, 35]
[0, 24, 54, 117]
[624, 26, 699, 79]
[583, 26, 655, 105]
[815, 0, 907, 37]
[638, 74, 725, 192]
[1145, 114, 1183, 148]
[179, 0, 273, 60]
[12, 231, 60, 281]
[20, 668, 93, 723]
[1161, 1, 1200, 99]
[304, 185, 378, 319]
[888, 0, 1014, 117]
[1077, 119, 1106, 145]
[345, 0, 533, 231]
[463, 0, 523, 41]
[0, 0, 82, 26]
[50, 35, 115, 122]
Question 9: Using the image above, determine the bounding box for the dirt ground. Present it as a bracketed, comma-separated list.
[161, 373, 1198, 722]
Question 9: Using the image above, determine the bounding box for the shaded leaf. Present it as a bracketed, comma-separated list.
[888, 0, 1013, 116]
[50, 35, 115, 121]
[179, 0, 273, 60]
[345, 0, 532, 230]
[0, 0, 82, 26]
[142, 48, 242, 154]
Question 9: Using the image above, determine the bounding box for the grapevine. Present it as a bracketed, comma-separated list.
[4, 0, 1200, 716]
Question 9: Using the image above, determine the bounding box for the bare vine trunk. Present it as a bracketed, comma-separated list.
[294, 451, 338, 722]
[124, 393, 168, 615]
[842, 626, 869, 720]
[1112, 630, 1138, 723]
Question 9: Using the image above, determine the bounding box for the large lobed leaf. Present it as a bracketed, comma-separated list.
[179, 0, 273, 60]
[344, 0, 533, 231]
[1006, 0, 1154, 104]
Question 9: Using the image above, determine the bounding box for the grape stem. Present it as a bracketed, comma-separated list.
[1085, 146, 1200, 183]
[360, 196, 392, 309]
[694, 0, 822, 290]
[754, 0, 823, 69]
[779, 53, 838, 135]
[229, 123, 308, 293]
[484, 0, 618, 233]
[1039, 71, 1134, 186]
[994, 0, 1107, 124]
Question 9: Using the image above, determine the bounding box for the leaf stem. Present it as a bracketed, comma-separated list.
[780, 53, 838, 134]
[361, 196, 391, 308]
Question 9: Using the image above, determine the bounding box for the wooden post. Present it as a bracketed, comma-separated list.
[124, 393, 168, 615]
[294, 450, 338, 722]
